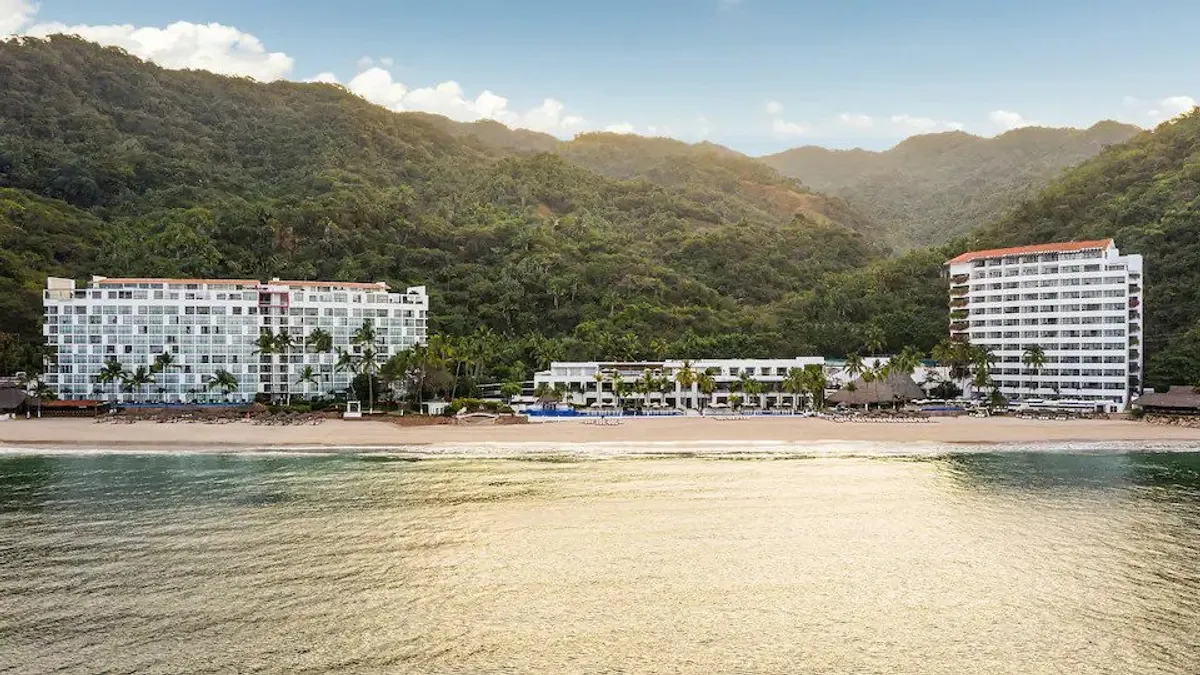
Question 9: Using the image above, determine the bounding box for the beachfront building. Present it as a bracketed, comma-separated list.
[42, 276, 429, 403]
[946, 239, 1144, 412]
[533, 358, 827, 410]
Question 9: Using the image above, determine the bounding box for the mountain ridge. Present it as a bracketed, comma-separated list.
[761, 121, 1142, 248]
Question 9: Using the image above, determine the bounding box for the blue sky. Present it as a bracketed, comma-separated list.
[4, 0, 1198, 153]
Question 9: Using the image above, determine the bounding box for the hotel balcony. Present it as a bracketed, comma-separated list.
[1129, 297, 1140, 308]
[949, 287, 969, 297]
[1129, 310, 1141, 320]
[950, 274, 970, 286]
[950, 309, 969, 321]
[1129, 323, 1141, 333]
[949, 298, 969, 309]
[950, 321, 969, 333]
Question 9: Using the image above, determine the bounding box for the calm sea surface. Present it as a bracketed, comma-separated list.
[2, 448, 1199, 674]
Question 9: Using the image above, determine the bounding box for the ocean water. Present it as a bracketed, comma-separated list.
[1, 447, 1199, 674]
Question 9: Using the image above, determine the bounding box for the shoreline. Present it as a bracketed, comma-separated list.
[3, 417, 1200, 455]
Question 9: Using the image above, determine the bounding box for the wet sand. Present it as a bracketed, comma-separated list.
[2, 416, 1200, 450]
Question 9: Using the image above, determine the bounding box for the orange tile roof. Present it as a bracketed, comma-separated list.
[93, 278, 260, 286]
[947, 239, 1114, 265]
[91, 278, 389, 290]
[272, 280, 389, 290]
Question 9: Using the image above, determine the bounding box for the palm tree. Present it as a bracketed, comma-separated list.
[933, 339, 973, 398]
[782, 368, 807, 411]
[251, 330, 278, 402]
[295, 366, 319, 401]
[638, 369, 657, 409]
[124, 365, 156, 400]
[592, 371, 608, 406]
[969, 344, 997, 400]
[500, 381, 522, 402]
[1021, 345, 1047, 400]
[204, 369, 240, 402]
[733, 372, 762, 408]
[357, 346, 382, 412]
[152, 351, 177, 374]
[351, 320, 383, 412]
[273, 330, 300, 405]
[96, 359, 129, 402]
[252, 330, 277, 357]
[864, 326, 886, 356]
[335, 347, 359, 399]
[674, 360, 697, 410]
[800, 364, 828, 411]
[845, 353, 866, 383]
[306, 328, 334, 355]
[890, 346, 924, 378]
[696, 367, 718, 413]
[611, 372, 627, 408]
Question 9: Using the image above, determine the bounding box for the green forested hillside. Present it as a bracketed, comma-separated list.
[761, 122, 1140, 249]
[0, 36, 895, 379]
[419, 117, 880, 237]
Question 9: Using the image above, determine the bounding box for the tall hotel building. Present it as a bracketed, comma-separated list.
[946, 239, 1143, 412]
[43, 277, 429, 403]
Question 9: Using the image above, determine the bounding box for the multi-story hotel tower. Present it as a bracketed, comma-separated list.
[946, 240, 1143, 412]
[42, 276, 429, 403]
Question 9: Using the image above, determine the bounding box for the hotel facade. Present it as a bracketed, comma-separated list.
[946, 239, 1143, 412]
[42, 276, 429, 403]
[533, 358, 827, 409]
[533, 358, 947, 410]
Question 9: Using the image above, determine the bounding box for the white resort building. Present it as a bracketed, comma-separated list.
[535, 358, 832, 410]
[947, 239, 1144, 412]
[42, 276, 429, 403]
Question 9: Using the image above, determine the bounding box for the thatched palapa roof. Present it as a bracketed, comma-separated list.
[1132, 386, 1200, 412]
[0, 386, 31, 412]
[828, 372, 925, 406]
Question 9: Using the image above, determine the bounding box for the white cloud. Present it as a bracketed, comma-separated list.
[356, 56, 374, 70]
[0, 0, 35, 34]
[988, 110, 1040, 131]
[1122, 95, 1195, 125]
[18, 19, 295, 80]
[891, 114, 964, 134]
[307, 72, 339, 84]
[379, 56, 394, 68]
[347, 67, 409, 109]
[765, 100, 784, 115]
[837, 112, 874, 130]
[695, 114, 710, 139]
[772, 118, 808, 136]
[344, 65, 586, 136]
[522, 98, 586, 135]
[605, 122, 636, 134]
[1151, 95, 1196, 122]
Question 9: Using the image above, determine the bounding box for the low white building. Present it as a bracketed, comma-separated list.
[534, 357, 952, 410]
[535, 358, 827, 409]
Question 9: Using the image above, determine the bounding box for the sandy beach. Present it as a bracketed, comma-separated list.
[2, 416, 1200, 450]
